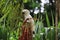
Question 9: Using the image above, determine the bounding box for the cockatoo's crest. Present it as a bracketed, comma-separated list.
[22, 9, 30, 15]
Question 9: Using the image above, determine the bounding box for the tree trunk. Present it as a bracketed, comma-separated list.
[19, 26, 32, 40]
[18, 18, 33, 40]
[55, 0, 59, 40]
[59, 0, 60, 21]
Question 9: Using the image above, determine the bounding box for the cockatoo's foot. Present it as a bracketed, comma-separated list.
[32, 31, 35, 37]
[33, 31, 35, 34]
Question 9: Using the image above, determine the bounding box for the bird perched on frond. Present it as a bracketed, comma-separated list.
[18, 9, 35, 40]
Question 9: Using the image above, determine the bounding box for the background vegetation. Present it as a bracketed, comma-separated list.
[0, 0, 60, 40]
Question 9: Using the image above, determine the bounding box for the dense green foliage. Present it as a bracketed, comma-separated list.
[0, 0, 60, 40]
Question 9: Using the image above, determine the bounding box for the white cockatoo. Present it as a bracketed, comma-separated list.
[22, 9, 35, 37]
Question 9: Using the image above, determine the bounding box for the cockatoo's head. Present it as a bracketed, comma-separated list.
[22, 9, 30, 16]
